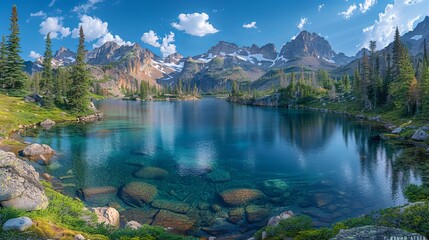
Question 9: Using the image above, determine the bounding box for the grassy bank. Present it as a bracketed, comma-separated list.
[0, 182, 194, 240]
[0, 94, 77, 137]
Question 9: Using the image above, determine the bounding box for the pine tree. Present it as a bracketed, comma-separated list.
[360, 50, 371, 109]
[421, 39, 429, 114]
[4, 5, 26, 90]
[343, 74, 350, 93]
[68, 26, 90, 112]
[0, 36, 6, 87]
[41, 33, 54, 108]
[392, 27, 403, 79]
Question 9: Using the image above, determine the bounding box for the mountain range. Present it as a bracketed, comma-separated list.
[24, 16, 429, 96]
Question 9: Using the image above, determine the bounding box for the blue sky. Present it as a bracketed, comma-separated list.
[1, 0, 428, 60]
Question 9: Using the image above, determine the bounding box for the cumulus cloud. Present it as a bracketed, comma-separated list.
[362, 0, 428, 49]
[339, 4, 357, 19]
[93, 33, 133, 48]
[172, 12, 219, 37]
[141, 30, 161, 47]
[73, 0, 104, 14]
[318, 4, 325, 11]
[29, 51, 41, 59]
[160, 32, 177, 58]
[297, 17, 308, 30]
[72, 15, 132, 49]
[30, 11, 46, 18]
[39, 17, 71, 39]
[359, 0, 377, 13]
[243, 21, 257, 29]
[72, 15, 108, 41]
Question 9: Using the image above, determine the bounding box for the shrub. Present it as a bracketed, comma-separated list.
[404, 184, 429, 202]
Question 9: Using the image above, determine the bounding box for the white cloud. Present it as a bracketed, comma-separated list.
[72, 15, 108, 41]
[359, 0, 377, 13]
[339, 4, 357, 19]
[172, 12, 219, 37]
[93, 33, 133, 48]
[30, 11, 46, 18]
[362, 0, 428, 49]
[72, 15, 132, 49]
[141, 30, 161, 47]
[297, 17, 308, 30]
[73, 0, 104, 14]
[29, 51, 41, 59]
[160, 32, 177, 58]
[243, 21, 257, 29]
[39, 17, 71, 39]
[318, 4, 325, 11]
[48, 0, 56, 7]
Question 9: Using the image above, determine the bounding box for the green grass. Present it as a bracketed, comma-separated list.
[0, 94, 77, 137]
[0, 182, 195, 240]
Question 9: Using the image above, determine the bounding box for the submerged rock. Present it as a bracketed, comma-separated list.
[2, 217, 33, 231]
[228, 208, 244, 224]
[22, 143, 55, 157]
[331, 225, 425, 240]
[262, 179, 289, 197]
[0, 150, 48, 211]
[205, 169, 230, 183]
[81, 186, 117, 199]
[121, 182, 158, 206]
[92, 207, 120, 228]
[151, 199, 190, 214]
[122, 209, 159, 225]
[245, 205, 269, 223]
[314, 193, 334, 207]
[135, 167, 169, 180]
[219, 188, 263, 206]
[152, 210, 195, 233]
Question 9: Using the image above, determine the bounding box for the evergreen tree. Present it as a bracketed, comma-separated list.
[343, 73, 350, 93]
[68, 26, 90, 112]
[231, 80, 239, 96]
[360, 50, 371, 109]
[41, 33, 54, 108]
[392, 27, 403, 79]
[4, 5, 26, 90]
[0, 36, 6, 87]
[421, 40, 429, 114]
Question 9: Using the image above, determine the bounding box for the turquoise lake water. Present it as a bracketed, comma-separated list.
[21, 98, 422, 237]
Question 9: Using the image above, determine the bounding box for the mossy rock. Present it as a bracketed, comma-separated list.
[228, 208, 244, 224]
[135, 167, 169, 180]
[245, 205, 269, 223]
[152, 210, 195, 233]
[262, 179, 289, 197]
[121, 182, 158, 206]
[219, 188, 263, 206]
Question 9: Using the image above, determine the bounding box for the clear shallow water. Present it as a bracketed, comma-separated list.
[22, 98, 422, 236]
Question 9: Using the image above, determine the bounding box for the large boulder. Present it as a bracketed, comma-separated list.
[219, 188, 264, 206]
[22, 143, 55, 157]
[92, 207, 120, 228]
[330, 225, 425, 240]
[411, 129, 429, 141]
[152, 210, 195, 233]
[0, 150, 48, 211]
[2, 217, 33, 231]
[81, 186, 117, 199]
[135, 167, 168, 180]
[262, 179, 289, 197]
[121, 182, 158, 207]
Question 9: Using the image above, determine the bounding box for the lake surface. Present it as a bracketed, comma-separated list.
[22, 98, 422, 237]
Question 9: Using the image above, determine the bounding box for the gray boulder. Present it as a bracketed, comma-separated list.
[330, 225, 425, 240]
[125, 221, 142, 230]
[411, 129, 429, 141]
[0, 150, 48, 211]
[2, 217, 33, 231]
[22, 143, 55, 157]
[40, 119, 55, 128]
[391, 127, 403, 134]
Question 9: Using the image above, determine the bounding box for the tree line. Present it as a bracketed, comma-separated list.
[0, 5, 91, 113]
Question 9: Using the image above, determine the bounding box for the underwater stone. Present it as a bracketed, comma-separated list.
[245, 205, 269, 223]
[262, 179, 289, 197]
[121, 182, 158, 206]
[205, 169, 231, 183]
[152, 210, 195, 233]
[151, 199, 191, 214]
[219, 188, 263, 206]
[135, 167, 169, 180]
